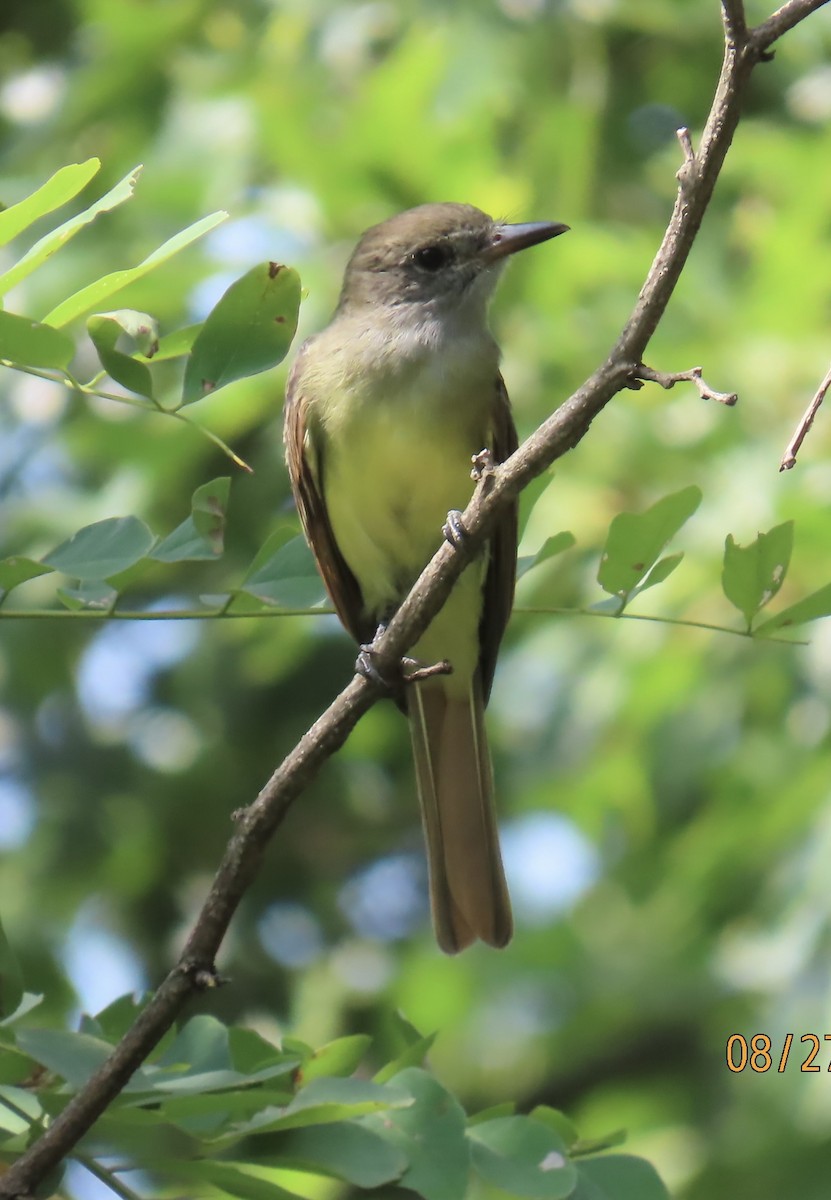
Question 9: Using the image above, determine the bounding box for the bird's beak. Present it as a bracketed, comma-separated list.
[483, 220, 570, 262]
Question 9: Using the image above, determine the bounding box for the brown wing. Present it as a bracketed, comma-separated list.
[283, 348, 373, 645]
[479, 372, 519, 703]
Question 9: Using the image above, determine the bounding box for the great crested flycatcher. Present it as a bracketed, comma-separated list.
[284, 202, 568, 953]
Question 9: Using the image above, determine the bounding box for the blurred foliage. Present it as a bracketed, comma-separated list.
[0, 994, 668, 1200]
[1, 1, 831, 1198]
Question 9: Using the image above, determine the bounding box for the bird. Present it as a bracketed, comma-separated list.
[284, 202, 568, 952]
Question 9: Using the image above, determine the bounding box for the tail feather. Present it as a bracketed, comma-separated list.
[408, 676, 512, 953]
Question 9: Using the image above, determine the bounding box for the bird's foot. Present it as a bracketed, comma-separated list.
[356, 622, 453, 689]
[443, 509, 468, 550]
[356, 621, 397, 691]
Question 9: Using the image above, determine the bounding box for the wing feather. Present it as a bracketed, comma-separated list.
[479, 373, 519, 702]
[283, 349, 371, 644]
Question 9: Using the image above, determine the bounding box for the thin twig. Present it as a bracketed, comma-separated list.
[0, 3, 826, 1196]
[635, 363, 738, 406]
[753, 0, 829, 50]
[721, 0, 749, 45]
[675, 126, 698, 190]
[779, 362, 831, 471]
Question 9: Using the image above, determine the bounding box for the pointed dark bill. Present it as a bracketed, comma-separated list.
[484, 220, 570, 262]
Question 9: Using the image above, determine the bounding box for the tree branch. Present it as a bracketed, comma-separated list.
[1, 3, 827, 1195]
[780, 361, 831, 471]
[721, 0, 749, 47]
[753, 0, 829, 50]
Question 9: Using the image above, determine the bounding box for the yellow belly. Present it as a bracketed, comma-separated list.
[323, 398, 487, 689]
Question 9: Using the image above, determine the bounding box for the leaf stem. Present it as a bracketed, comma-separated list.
[0, 602, 809, 642]
[1, 360, 252, 468]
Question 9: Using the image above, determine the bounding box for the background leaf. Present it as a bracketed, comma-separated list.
[363, 1070, 469, 1200]
[0, 311, 75, 371]
[151, 477, 230, 563]
[0, 166, 142, 298]
[754, 581, 831, 635]
[181, 262, 300, 405]
[0, 159, 100, 247]
[571, 1154, 670, 1200]
[86, 309, 159, 398]
[42, 517, 155, 580]
[722, 522, 794, 629]
[0, 919, 24, 1020]
[42, 211, 228, 328]
[241, 534, 326, 609]
[597, 486, 701, 608]
[0, 558, 53, 601]
[277, 1122, 408, 1187]
[468, 1116, 576, 1200]
[517, 531, 576, 581]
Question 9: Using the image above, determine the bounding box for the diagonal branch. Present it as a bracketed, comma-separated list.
[1, 2, 827, 1196]
[753, 0, 829, 49]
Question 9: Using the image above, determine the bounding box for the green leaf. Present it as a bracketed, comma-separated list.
[722, 522, 793, 629]
[91, 993, 153, 1041]
[571, 1130, 627, 1157]
[241, 534, 326, 609]
[571, 1154, 670, 1200]
[14, 1028, 112, 1087]
[279, 1122, 408, 1187]
[0, 160, 101, 247]
[144, 322, 202, 362]
[151, 477, 230, 562]
[629, 552, 684, 600]
[0, 918, 23, 1020]
[0, 310, 75, 370]
[517, 531, 576, 581]
[0, 557, 53, 602]
[388, 1011, 428, 1047]
[296, 1034, 372, 1084]
[181, 261, 300, 405]
[128, 1085, 293, 1131]
[373, 1031, 437, 1084]
[56, 581, 118, 611]
[0, 1086, 43, 1136]
[42, 210, 228, 328]
[468, 1103, 518, 1126]
[229, 1026, 293, 1075]
[42, 516, 155, 580]
[529, 1107, 580, 1149]
[755, 582, 831, 636]
[86, 310, 159, 398]
[518, 471, 556, 541]
[0, 166, 142, 298]
[0, 993, 44, 1028]
[468, 1116, 577, 1199]
[164, 1160, 306, 1200]
[225, 1077, 404, 1140]
[158, 1014, 231, 1071]
[363, 1068, 469, 1200]
[598, 486, 701, 609]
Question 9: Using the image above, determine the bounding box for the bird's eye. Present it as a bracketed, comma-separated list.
[412, 244, 451, 271]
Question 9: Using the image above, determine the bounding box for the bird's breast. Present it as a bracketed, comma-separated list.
[315, 335, 497, 615]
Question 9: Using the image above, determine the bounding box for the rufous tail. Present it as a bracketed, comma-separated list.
[407, 675, 512, 953]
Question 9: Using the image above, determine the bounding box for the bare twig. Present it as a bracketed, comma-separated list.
[635, 364, 738, 406]
[402, 657, 454, 683]
[721, 0, 749, 45]
[753, 0, 829, 50]
[780, 362, 831, 471]
[675, 126, 697, 190]
[1, 2, 828, 1196]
